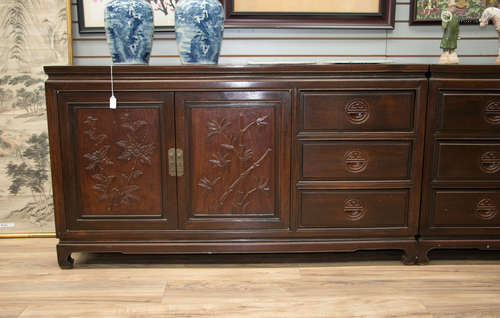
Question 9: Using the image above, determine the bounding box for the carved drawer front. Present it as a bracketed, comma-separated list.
[435, 142, 500, 181]
[300, 91, 415, 132]
[301, 141, 411, 180]
[430, 190, 500, 230]
[437, 93, 500, 131]
[299, 190, 408, 228]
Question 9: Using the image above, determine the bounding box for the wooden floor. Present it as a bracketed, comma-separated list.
[2, 239, 500, 318]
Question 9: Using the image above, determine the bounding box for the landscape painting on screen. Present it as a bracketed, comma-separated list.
[0, 0, 69, 234]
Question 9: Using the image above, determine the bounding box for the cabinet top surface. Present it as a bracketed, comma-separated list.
[44, 64, 431, 77]
[44, 64, 500, 80]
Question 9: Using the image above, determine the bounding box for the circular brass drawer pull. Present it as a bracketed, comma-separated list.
[484, 100, 500, 125]
[344, 150, 368, 173]
[475, 198, 498, 220]
[345, 99, 370, 125]
[479, 151, 500, 174]
[344, 198, 366, 221]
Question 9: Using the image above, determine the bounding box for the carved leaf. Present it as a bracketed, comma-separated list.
[207, 118, 231, 137]
[84, 145, 113, 170]
[220, 143, 235, 150]
[198, 177, 221, 191]
[120, 185, 141, 205]
[121, 120, 147, 132]
[209, 152, 231, 168]
[91, 173, 114, 183]
[120, 169, 144, 181]
[84, 116, 98, 126]
[256, 177, 270, 192]
[239, 147, 253, 162]
[130, 169, 144, 179]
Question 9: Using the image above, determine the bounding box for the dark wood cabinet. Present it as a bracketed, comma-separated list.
[419, 65, 500, 263]
[44, 64, 500, 268]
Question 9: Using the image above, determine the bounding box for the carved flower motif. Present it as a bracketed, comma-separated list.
[116, 135, 155, 166]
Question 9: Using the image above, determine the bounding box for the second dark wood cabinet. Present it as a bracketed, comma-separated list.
[419, 65, 500, 263]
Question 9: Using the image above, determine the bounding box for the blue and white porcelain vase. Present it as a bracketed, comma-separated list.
[104, 0, 154, 64]
[175, 0, 224, 64]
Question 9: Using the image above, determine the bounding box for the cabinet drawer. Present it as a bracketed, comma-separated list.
[301, 141, 411, 180]
[437, 93, 500, 131]
[436, 142, 500, 180]
[299, 190, 408, 228]
[300, 91, 415, 132]
[431, 190, 500, 228]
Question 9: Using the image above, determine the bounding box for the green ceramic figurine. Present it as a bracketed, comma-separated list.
[439, 0, 460, 64]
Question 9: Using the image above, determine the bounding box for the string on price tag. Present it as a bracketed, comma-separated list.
[110, 64, 116, 109]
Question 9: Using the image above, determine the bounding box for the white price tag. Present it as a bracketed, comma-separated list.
[110, 95, 117, 109]
[109, 65, 116, 109]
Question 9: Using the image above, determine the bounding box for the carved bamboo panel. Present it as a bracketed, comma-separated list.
[190, 106, 276, 215]
[175, 91, 291, 231]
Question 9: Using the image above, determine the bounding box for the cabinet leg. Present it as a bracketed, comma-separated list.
[401, 246, 418, 265]
[57, 245, 74, 269]
[417, 247, 431, 265]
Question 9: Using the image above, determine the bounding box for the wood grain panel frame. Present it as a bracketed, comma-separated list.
[223, 0, 396, 29]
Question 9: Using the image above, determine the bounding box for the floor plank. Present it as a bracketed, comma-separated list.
[2, 238, 500, 317]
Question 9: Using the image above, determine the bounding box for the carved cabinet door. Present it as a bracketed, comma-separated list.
[175, 91, 291, 230]
[57, 91, 177, 231]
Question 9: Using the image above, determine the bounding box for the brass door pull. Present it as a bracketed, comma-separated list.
[168, 148, 184, 177]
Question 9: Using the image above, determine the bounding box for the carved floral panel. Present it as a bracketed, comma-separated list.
[190, 106, 276, 215]
[76, 108, 162, 215]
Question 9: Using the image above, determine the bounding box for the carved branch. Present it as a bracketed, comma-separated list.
[216, 148, 272, 209]
[240, 114, 269, 135]
[201, 113, 272, 211]
[234, 187, 257, 209]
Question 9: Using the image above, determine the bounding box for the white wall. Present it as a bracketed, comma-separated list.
[71, 0, 499, 65]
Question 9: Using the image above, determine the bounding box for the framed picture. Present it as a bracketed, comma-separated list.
[410, 0, 500, 25]
[78, 0, 396, 32]
[224, 0, 396, 29]
[0, 0, 72, 237]
[78, 0, 177, 33]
